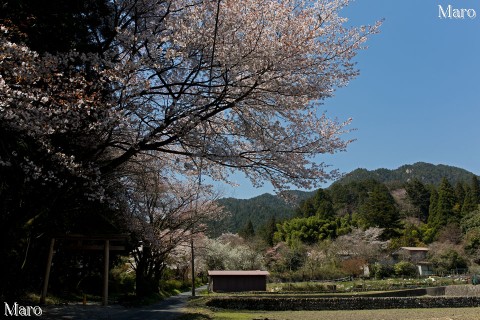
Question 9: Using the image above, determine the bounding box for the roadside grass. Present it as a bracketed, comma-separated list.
[23, 291, 161, 307]
[24, 292, 103, 305]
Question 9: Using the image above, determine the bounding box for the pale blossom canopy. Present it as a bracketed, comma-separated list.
[0, 0, 381, 192]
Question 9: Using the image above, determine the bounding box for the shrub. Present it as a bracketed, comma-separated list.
[370, 263, 394, 279]
[394, 261, 417, 278]
[110, 259, 136, 296]
[161, 279, 190, 295]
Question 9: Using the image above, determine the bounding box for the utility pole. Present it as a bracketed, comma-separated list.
[191, 237, 195, 297]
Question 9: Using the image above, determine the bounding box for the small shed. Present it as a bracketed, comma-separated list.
[208, 270, 270, 292]
[393, 247, 429, 262]
[392, 247, 433, 276]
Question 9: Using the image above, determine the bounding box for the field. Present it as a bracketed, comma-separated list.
[265, 278, 468, 293]
[181, 280, 479, 320]
[181, 307, 480, 320]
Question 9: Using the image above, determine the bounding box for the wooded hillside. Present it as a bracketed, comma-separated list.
[213, 190, 314, 236]
[217, 162, 479, 235]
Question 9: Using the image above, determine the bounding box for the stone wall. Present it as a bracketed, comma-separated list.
[445, 285, 480, 297]
[206, 296, 480, 310]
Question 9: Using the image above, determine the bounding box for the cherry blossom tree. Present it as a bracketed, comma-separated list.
[2, 0, 380, 192]
[1, 0, 380, 297]
[332, 227, 389, 263]
[123, 156, 224, 295]
[202, 234, 265, 271]
[100, 0, 381, 191]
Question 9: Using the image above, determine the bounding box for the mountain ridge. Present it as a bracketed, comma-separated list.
[214, 162, 478, 234]
[335, 162, 478, 186]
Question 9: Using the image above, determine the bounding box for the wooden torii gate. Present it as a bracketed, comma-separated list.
[40, 234, 128, 306]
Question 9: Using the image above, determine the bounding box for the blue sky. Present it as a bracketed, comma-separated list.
[218, 0, 480, 199]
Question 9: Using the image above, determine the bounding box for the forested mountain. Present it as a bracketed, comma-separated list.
[210, 162, 480, 279]
[212, 190, 314, 236]
[335, 162, 477, 186]
[215, 163, 479, 236]
[278, 177, 479, 251]
[207, 164, 480, 282]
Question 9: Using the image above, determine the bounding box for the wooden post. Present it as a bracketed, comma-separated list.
[102, 239, 110, 306]
[40, 238, 55, 305]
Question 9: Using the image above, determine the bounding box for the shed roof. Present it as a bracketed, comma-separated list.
[208, 270, 270, 276]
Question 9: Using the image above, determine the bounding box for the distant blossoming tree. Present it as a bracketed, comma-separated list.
[124, 156, 225, 295]
[203, 235, 265, 270]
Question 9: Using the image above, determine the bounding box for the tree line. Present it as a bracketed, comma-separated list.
[242, 176, 479, 280]
[272, 176, 480, 247]
[221, 175, 479, 282]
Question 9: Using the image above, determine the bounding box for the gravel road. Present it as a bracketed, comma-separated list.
[42, 286, 206, 320]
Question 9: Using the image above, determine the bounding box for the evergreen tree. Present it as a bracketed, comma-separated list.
[428, 188, 439, 226]
[312, 188, 335, 219]
[358, 184, 400, 238]
[462, 186, 478, 215]
[296, 188, 334, 219]
[454, 182, 466, 211]
[329, 183, 358, 216]
[259, 215, 277, 246]
[296, 198, 316, 218]
[266, 216, 277, 246]
[405, 179, 431, 222]
[471, 176, 480, 204]
[436, 178, 458, 226]
[239, 220, 255, 240]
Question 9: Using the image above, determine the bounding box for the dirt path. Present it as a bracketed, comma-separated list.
[42, 286, 206, 320]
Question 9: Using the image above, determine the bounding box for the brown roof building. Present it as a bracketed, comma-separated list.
[208, 270, 270, 292]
